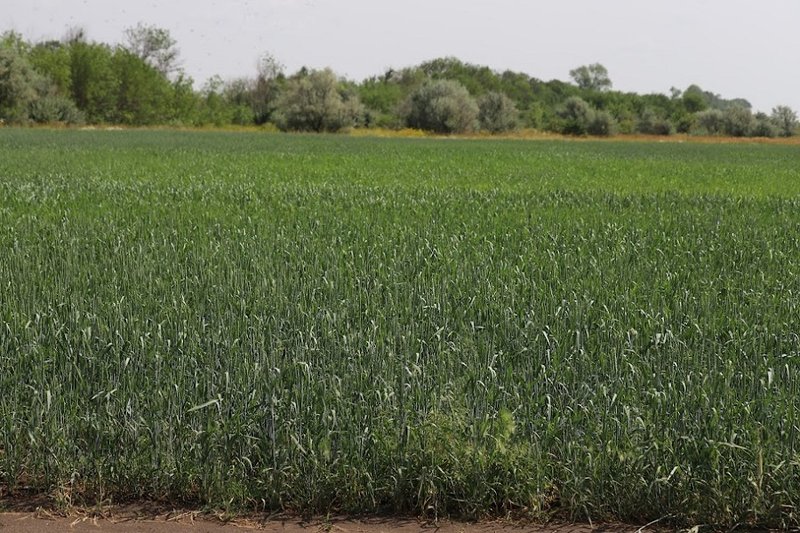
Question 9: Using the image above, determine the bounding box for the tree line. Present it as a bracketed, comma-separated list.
[1, 26, 798, 137]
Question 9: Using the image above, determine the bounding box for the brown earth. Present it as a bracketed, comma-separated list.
[0, 508, 653, 533]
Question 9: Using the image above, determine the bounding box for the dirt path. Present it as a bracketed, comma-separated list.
[0, 511, 644, 532]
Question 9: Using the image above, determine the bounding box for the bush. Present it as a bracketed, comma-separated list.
[556, 96, 593, 135]
[751, 113, 778, 138]
[274, 68, 364, 133]
[672, 112, 695, 134]
[694, 109, 724, 135]
[721, 106, 753, 137]
[636, 108, 674, 135]
[404, 79, 478, 134]
[0, 46, 84, 125]
[771, 105, 798, 137]
[28, 94, 85, 124]
[519, 103, 545, 129]
[587, 109, 617, 136]
[477, 91, 518, 133]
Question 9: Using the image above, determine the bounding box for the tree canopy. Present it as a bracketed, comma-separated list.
[0, 28, 796, 138]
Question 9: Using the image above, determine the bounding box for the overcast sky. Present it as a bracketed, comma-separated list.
[4, 0, 800, 113]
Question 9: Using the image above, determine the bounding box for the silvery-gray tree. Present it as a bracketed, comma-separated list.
[771, 105, 798, 137]
[478, 91, 518, 133]
[569, 63, 612, 91]
[124, 23, 180, 77]
[404, 79, 478, 133]
[274, 68, 363, 132]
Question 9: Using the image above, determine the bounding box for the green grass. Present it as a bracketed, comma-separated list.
[2, 129, 800, 526]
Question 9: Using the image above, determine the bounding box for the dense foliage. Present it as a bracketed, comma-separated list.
[403, 79, 479, 133]
[2, 130, 800, 528]
[0, 28, 798, 136]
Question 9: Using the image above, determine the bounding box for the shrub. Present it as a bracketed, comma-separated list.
[556, 96, 593, 135]
[274, 68, 364, 133]
[721, 106, 753, 137]
[477, 91, 518, 133]
[587, 109, 617, 136]
[771, 105, 798, 137]
[694, 109, 724, 135]
[28, 94, 85, 124]
[636, 108, 674, 135]
[404, 79, 478, 134]
[750, 113, 778, 138]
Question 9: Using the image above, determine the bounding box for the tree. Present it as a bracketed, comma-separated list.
[251, 52, 285, 124]
[0, 46, 83, 125]
[199, 75, 237, 126]
[124, 23, 179, 77]
[569, 63, 612, 91]
[771, 105, 798, 137]
[257, 52, 284, 82]
[1, 30, 30, 55]
[681, 86, 707, 113]
[477, 91, 518, 133]
[67, 40, 118, 122]
[0, 47, 44, 123]
[222, 77, 256, 124]
[404, 79, 478, 133]
[273, 68, 363, 132]
[112, 48, 173, 125]
[28, 40, 72, 95]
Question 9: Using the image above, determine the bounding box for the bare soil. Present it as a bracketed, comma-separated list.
[0, 507, 648, 533]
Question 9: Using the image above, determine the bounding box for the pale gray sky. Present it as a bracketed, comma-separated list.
[4, 0, 800, 113]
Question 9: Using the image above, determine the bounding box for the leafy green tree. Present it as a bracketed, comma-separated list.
[358, 70, 407, 128]
[519, 102, 545, 129]
[67, 39, 118, 122]
[221, 77, 256, 125]
[274, 68, 363, 132]
[169, 73, 200, 125]
[681, 86, 707, 113]
[112, 48, 173, 124]
[0, 30, 30, 55]
[569, 63, 612, 91]
[28, 41, 72, 94]
[403, 79, 478, 133]
[418, 57, 503, 96]
[477, 91, 517, 133]
[771, 105, 798, 137]
[198, 75, 237, 126]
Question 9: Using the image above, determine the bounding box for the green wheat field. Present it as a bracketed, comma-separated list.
[2, 129, 800, 527]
